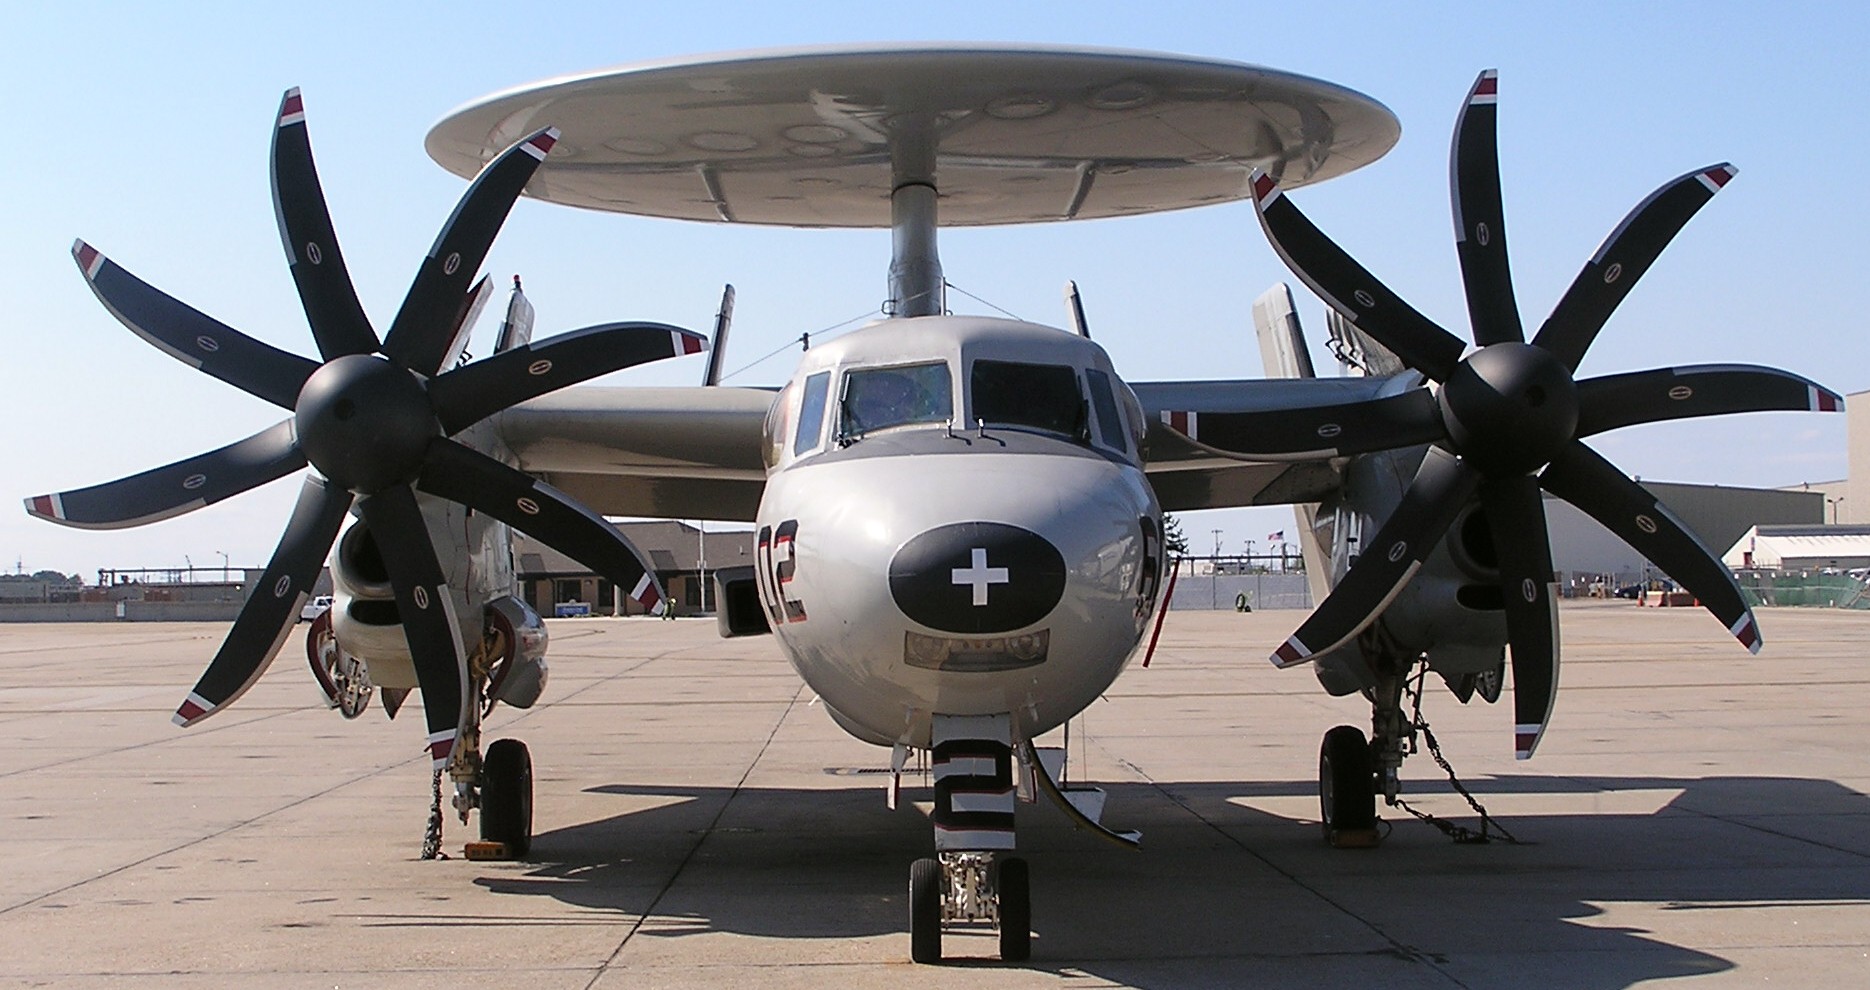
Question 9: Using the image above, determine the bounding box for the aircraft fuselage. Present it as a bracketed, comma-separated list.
[752, 316, 1164, 748]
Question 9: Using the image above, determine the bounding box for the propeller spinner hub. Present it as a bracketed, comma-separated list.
[1438, 342, 1579, 477]
[295, 355, 440, 493]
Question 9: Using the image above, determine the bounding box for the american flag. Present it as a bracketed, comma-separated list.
[1267, 530, 1284, 542]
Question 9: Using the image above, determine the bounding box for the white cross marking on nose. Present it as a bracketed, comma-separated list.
[952, 547, 1010, 606]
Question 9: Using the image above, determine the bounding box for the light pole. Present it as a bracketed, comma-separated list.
[1827, 497, 1843, 524]
[216, 550, 229, 582]
[697, 520, 709, 614]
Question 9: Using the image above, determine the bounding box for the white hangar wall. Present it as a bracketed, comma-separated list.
[1544, 482, 1823, 584]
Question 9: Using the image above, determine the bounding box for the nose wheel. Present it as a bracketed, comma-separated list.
[908, 852, 1030, 963]
[996, 856, 1031, 961]
[909, 857, 942, 964]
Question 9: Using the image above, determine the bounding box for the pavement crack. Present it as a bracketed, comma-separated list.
[1091, 737, 1474, 989]
[0, 754, 419, 918]
[581, 682, 806, 989]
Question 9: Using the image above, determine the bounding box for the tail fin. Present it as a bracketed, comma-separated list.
[1252, 284, 1316, 380]
[494, 276, 536, 354]
[1250, 285, 1334, 608]
[1324, 307, 1409, 378]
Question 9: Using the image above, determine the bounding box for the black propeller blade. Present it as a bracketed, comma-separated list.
[416, 440, 668, 614]
[30, 90, 703, 764]
[1540, 441, 1762, 654]
[176, 475, 352, 725]
[1273, 447, 1479, 667]
[70, 240, 318, 409]
[428, 321, 705, 434]
[1227, 71, 1841, 757]
[1247, 172, 1467, 381]
[1450, 69, 1523, 347]
[271, 87, 378, 362]
[381, 128, 560, 375]
[1479, 474, 1559, 759]
[356, 485, 471, 768]
[1532, 164, 1739, 371]
[1574, 365, 1841, 437]
[1159, 388, 1444, 461]
[26, 420, 303, 530]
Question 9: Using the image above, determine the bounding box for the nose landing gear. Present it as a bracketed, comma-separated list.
[910, 715, 1030, 963]
[908, 851, 1030, 963]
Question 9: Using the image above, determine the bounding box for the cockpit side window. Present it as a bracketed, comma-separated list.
[793, 371, 830, 455]
[1084, 368, 1128, 453]
[839, 361, 953, 438]
[971, 359, 1083, 437]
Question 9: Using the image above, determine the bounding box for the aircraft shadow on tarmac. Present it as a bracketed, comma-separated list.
[472, 774, 1870, 986]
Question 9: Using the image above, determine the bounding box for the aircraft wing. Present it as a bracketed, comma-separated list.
[494, 376, 1401, 519]
[494, 386, 773, 522]
[1134, 377, 1398, 511]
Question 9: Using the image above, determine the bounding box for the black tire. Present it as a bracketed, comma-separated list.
[997, 856, 1031, 962]
[480, 738, 533, 858]
[909, 856, 943, 964]
[1319, 724, 1376, 841]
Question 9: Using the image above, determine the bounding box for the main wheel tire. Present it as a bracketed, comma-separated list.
[480, 738, 533, 858]
[997, 856, 1031, 962]
[909, 856, 943, 964]
[1320, 724, 1377, 842]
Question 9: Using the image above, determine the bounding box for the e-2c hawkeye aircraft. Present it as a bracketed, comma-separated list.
[25, 46, 1843, 963]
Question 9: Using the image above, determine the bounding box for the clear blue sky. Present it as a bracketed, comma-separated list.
[4, 1, 1864, 578]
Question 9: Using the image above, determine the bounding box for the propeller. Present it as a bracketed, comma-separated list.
[1167, 70, 1843, 759]
[26, 89, 705, 769]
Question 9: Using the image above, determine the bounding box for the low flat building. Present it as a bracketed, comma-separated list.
[515, 521, 756, 617]
[1722, 524, 1870, 571]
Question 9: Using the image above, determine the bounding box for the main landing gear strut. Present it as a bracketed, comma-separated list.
[1317, 635, 1517, 848]
[417, 600, 541, 861]
[1318, 648, 1412, 847]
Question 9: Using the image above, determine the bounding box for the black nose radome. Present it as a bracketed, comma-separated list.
[889, 522, 1067, 635]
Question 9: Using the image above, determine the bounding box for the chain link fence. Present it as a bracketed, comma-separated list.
[1734, 569, 1870, 610]
[1167, 563, 1312, 611]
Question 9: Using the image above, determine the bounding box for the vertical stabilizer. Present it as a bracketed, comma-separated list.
[1250, 284, 1333, 607]
[1252, 283, 1316, 380]
[1324, 307, 1408, 378]
[494, 276, 535, 355]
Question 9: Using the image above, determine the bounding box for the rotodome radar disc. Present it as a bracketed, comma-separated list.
[426, 44, 1400, 228]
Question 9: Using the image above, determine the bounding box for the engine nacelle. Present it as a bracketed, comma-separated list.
[326, 485, 519, 690]
[484, 595, 549, 709]
[1306, 447, 1507, 697]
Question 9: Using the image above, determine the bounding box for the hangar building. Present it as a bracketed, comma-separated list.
[1543, 482, 1822, 591]
[1787, 386, 1868, 523]
[515, 521, 754, 617]
[1722, 525, 1870, 571]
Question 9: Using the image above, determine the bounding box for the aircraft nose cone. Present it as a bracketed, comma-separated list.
[889, 522, 1068, 634]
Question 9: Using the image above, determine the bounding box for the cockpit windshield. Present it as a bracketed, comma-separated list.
[840, 362, 953, 438]
[971, 359, 1083, 436]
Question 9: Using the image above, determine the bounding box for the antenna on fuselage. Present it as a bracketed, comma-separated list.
[1064, 280, 1092, 338]
[702, 283, 734, 386]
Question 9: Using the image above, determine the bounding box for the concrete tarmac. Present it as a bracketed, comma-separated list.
[2, 601, 1867, 987]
